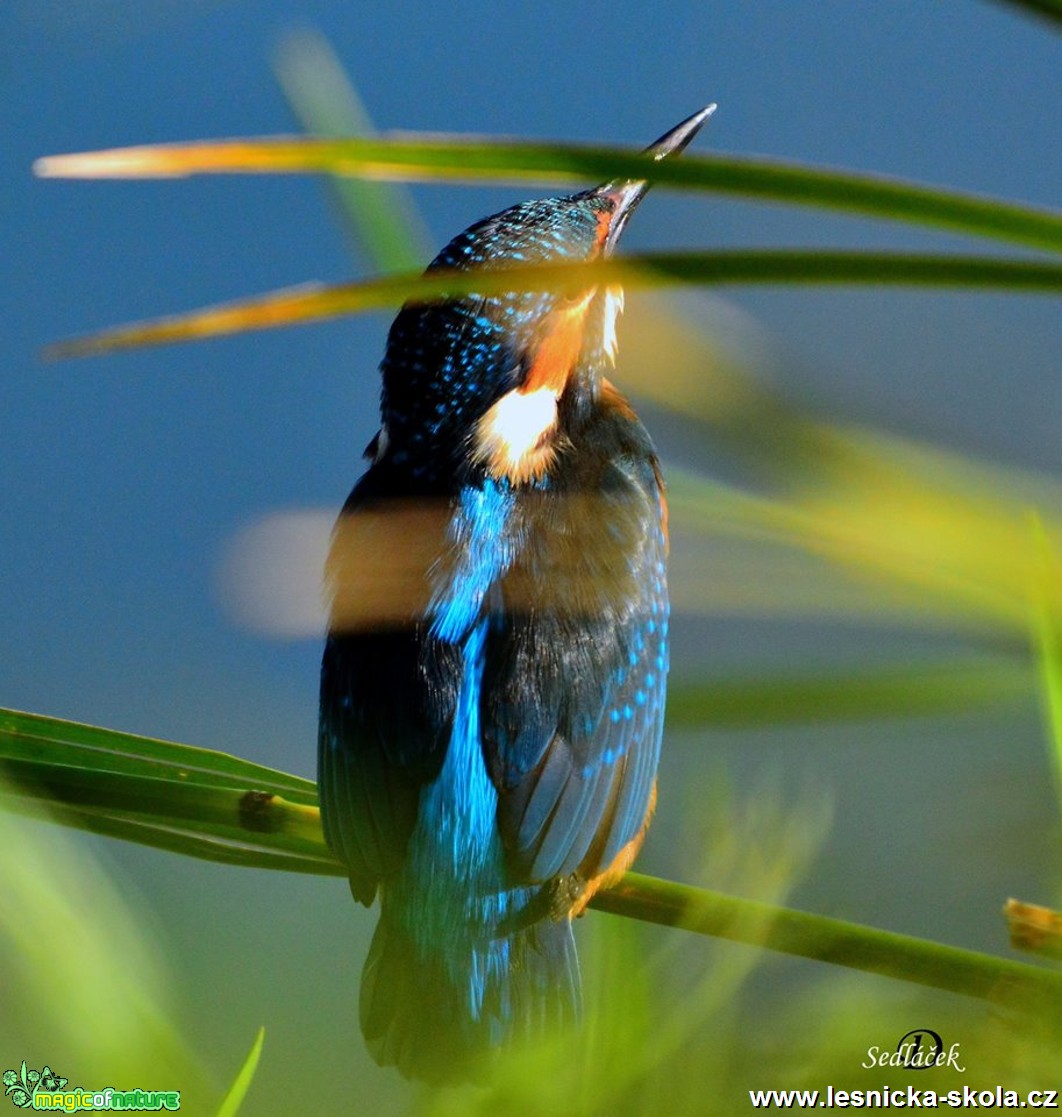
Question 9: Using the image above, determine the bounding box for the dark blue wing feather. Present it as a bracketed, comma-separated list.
[484, 407, 669, 886]
[318, 470, 463, 903]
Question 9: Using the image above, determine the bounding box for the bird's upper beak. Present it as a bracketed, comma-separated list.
[597, 104, 716, 255]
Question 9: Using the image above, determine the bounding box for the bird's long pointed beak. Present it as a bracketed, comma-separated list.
[643, 104, 717, 161]
[598, 104, 716, 253]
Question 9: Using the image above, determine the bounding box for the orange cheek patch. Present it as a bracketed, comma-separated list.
[594, 206, 614, 249]
[522, 290, 596, 394]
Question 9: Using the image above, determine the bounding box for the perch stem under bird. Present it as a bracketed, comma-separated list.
[318, 106, 713, 1082]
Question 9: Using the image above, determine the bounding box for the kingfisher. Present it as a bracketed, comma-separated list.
[318, 107, 712, 1081]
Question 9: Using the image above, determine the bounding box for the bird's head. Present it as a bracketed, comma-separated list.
[374, 107, 714, 488]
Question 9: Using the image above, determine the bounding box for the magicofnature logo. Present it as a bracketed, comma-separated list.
[3, 1063, 180, 1111]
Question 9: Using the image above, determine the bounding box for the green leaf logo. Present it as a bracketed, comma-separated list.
[3, 1062, 69, 1109]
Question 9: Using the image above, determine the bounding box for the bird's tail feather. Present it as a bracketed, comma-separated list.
[360, 905, 581, 1082]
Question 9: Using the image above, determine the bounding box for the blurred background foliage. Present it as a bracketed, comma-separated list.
[3, 1, 1061, 1112]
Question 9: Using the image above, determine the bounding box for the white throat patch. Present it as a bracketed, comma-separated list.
[602, 285, 625, 365]
[473, 385, 559, 484]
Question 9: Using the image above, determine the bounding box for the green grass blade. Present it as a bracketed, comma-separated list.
[0, 706, 336, 870]
[35, 137, 1062, 253]
[0, 779, 208, 1093]
[0, 706, 317, 801]
[666, 659, 1030, 728]
[273, 30, 430, 271]
[1, 755, 324, 854]
[0, 793, 343, 875]
[214, 1027, 265, 1117]
[45, 251, 1062, 359]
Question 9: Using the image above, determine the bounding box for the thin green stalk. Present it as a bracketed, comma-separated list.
[594, 874, 1062, 1004]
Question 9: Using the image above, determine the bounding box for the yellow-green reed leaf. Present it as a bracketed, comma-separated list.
[666, 659, 1030, 728]
[274, 30, 430, 271]
[214, 438, 1062, 645]
[45, 252, 1062, 359]
[622, 297, 1062, 638]
[787, 443, 1061, 635]
[618, 292, 1062, 644]
[215, 490, 1025, 641]
[1028, 513, 1062, 807]
[215, 448, 1062, 644]
[35, 136, 1062, 252]
[214, 1027, 265, 1117]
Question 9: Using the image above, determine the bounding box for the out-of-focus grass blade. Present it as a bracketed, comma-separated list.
[992, 0, 1062, 27]
[214, 1027, 265, 1117]
[641, 273, 1062, 637]
[666, 658, 1030, 728]
[669, 453, 1062, 640]
[274, 30, 430, 271]
[1029, 514, 1062, 807]
[0, 777, 206, 1091]
[212, 498, 993, 639]
[44, 252, 1062, 359]
[623, 299, 1062, 638]
[35, 136, 1062, 253]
